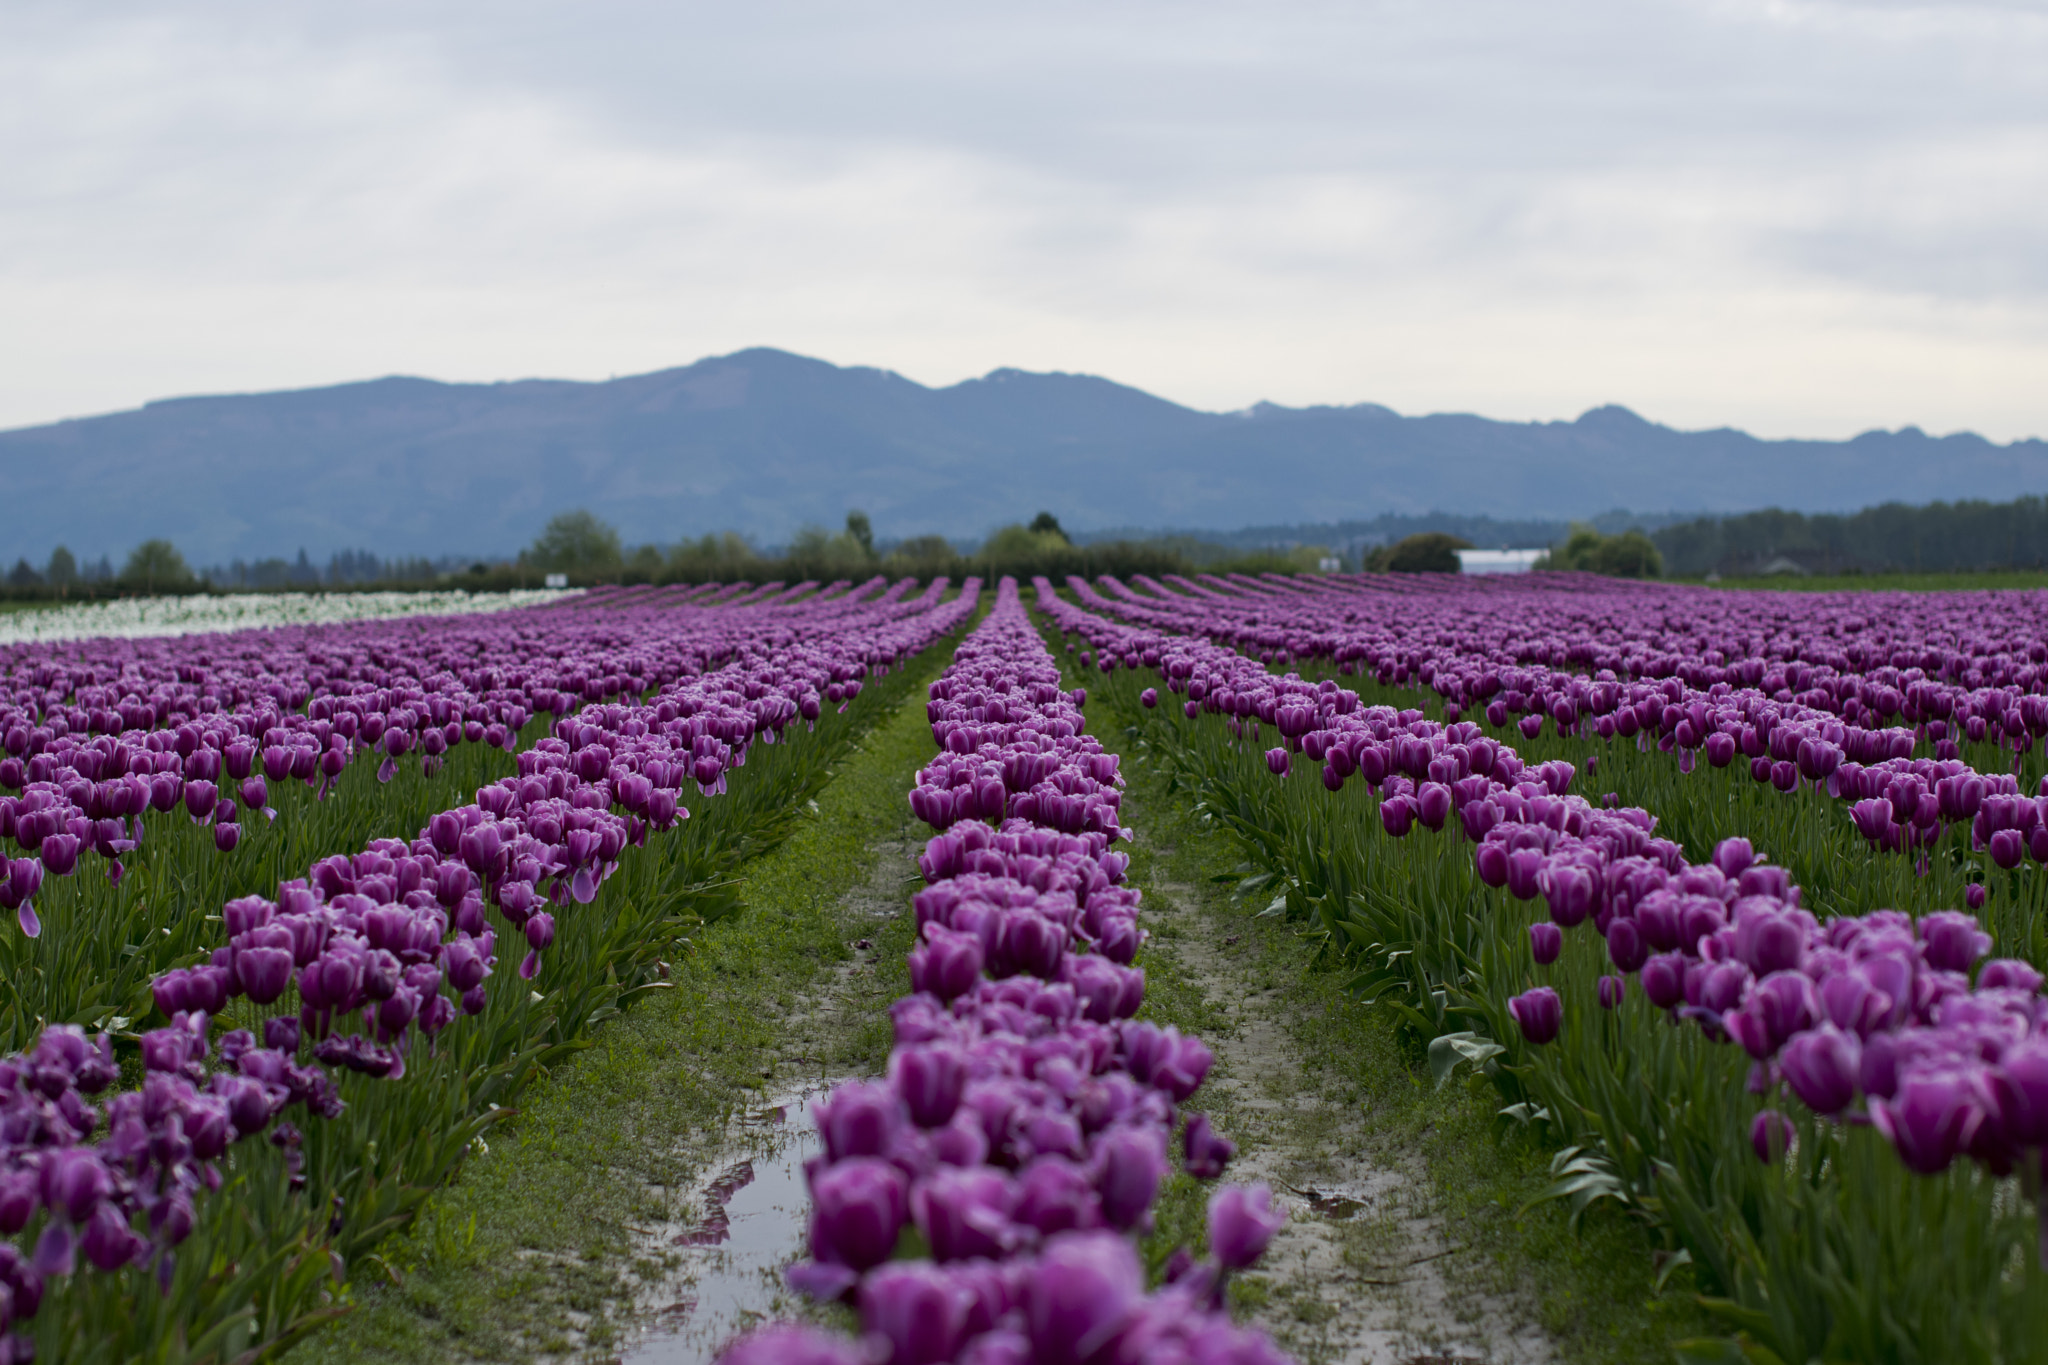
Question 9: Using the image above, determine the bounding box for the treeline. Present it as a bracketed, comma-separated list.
[520, 510, 1326, 588]
[1, 542, 461, 601]
[4, 540, 197, 601]
[1653, 496, 2048, 577]
[0, 510, 1333, 604]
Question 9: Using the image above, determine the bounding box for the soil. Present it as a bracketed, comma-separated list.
[1135, 857, 1556, 1365]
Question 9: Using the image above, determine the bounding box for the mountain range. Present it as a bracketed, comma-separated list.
[1, 347, 2041, 567]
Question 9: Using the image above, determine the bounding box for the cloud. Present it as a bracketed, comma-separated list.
[0, 0, 2043, 440]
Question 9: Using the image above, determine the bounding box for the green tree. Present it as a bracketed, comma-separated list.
[1383, 532, 1472, 573]
[846, 511, 874, 558]
[1546, 524, 1660, 578]
[46, 546, 77, 591]
[525, 510, 623, 574]
[121, 539, 194, 593]
[1548, 525, 1605, 571]
[668, 532, 759, 578]
[1586, 529, 1662, 578]
[1286, 543, 1337, 573]
[626, 544, 665, 579]
[982, 523, 1070, 568]
[7, 559, 41, 589]
[786, 524, 872, 576]
[1028, 512, 1072, 545]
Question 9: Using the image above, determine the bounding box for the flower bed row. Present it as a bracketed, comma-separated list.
[0, 579, 944, 1054]
[0, 580, 978, 1364]
[1069, 573, 2048, 970]
[720, 579, 1294, 1365]
[1036, 579, 2048, 1364]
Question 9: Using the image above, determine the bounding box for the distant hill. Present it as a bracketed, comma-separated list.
[1, 347, 2041, 566]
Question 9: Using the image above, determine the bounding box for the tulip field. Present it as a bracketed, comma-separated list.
[728, 578, 1290, 1365]
[1041, 570, 2048, 1365]
[11, 565, 2048, 1364]
[0, 576, 977, 1363]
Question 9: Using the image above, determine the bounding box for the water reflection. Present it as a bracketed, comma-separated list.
[621, 1084, 830, 1365]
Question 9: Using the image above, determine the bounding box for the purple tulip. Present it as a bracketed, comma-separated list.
[1919, 911, 1992, 974]
[0, 1169, 37, 1236]
[1872, 1072, 1977, 1174]
[1712, 838, 1754, 878]
[1541, 863, 1596, 925]
[1379, 796, 1414, 838]
[909, 925, 987, 1005]
[235, 947, 294, 1005]
[1605, 918, 1648, 974]
[1979, 958, 2044, 993]
[1182, 1111, 1236, 1179]
[1507, 987, 1562, 1046]
[1528, 921, 1562, 966]
[1475, 841, 1509, 888]
[1991, 1040, 2048, 1146]
[214, 1073, 277, 1135]
[1096, 1127, 1167, 1230]
[184, 779, 218, 821]
[1026, 1230, 1145, 1365]
[1416, 783, 1452, 831]
[1750, 1109, 1795, 1164]
[40, 1148, 109, 1224]
[912, 1166, 1017, 1263]
[1779, 1027, 1859, 1115]
[1015, 1157, 1102, 1236]
[1640, 952, 1687, 1009]
[809, 1157, 908, 1271]
[1990, 828, 2024, 870]
[860, 1263, 976, 1365]
[1596, 974, 1626, 1009]
[185, 1095, 233, 1160]
[717, 1326, 869, 1365]
[81, 1202, 146, 1273]
[893, 1045, 967, 1129]
[1208, 1182, 1285, 1270]
[817, 1082, 907, 1164]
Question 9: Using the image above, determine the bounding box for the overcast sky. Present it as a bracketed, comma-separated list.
[2, 1, 2044, 441]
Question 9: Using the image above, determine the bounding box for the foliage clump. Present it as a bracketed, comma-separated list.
[1543, 525, 1662, 578]
[1365, 532, 1473, 573]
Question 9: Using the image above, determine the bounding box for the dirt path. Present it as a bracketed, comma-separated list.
[1135, 855, 1556, 1365]
[593, 831, 923, 1365]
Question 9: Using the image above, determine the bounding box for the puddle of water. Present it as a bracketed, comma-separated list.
[619, 1084, 833, 1365]
[1277, 1180, 1367, 1221]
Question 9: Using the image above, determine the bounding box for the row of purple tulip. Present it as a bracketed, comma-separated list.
[1095, 570, 2048, 755]
[1032, 580, 2048, 1240]
[0, 578, 931, 930]
[0, 579, 977, 1359]
[720, 579, 1292, 1365]
[1071, 573, 2048, 881]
